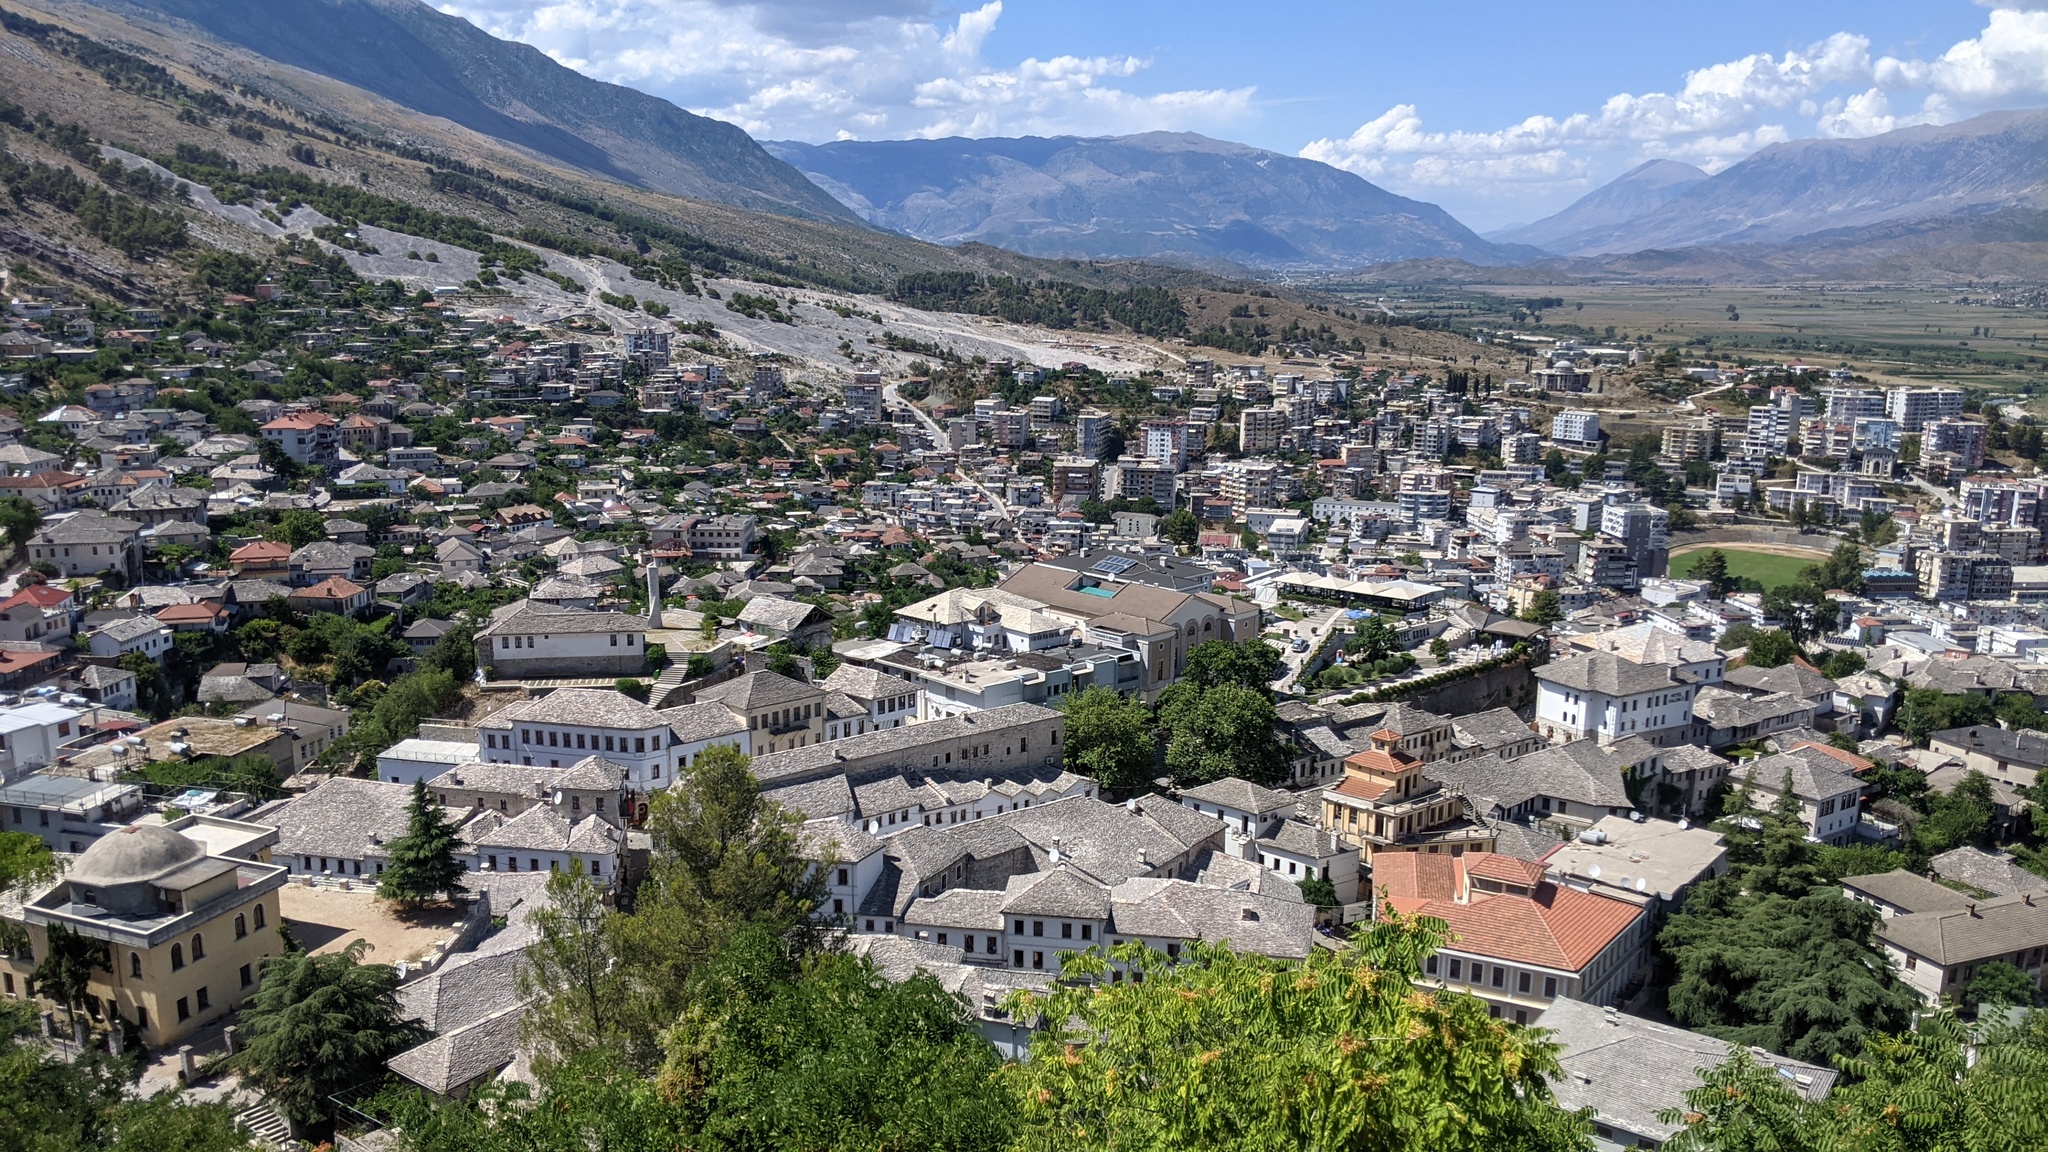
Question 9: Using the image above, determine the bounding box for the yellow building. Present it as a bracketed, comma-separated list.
[1320, 730, 1495, 866]
[3, 820, 286, 1048]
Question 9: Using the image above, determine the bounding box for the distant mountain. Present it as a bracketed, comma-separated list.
[765, 133, 1537, 271]
[1552, 110, 2048, 256]
[93, 0, 859, 222]
[1488, 159, 1708, 254]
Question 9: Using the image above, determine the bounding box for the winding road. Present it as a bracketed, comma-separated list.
[884, 379, 1009, 519]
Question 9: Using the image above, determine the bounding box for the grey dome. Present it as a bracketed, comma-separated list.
[69, 823, 205, 886]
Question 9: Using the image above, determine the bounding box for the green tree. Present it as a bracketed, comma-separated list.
[0, 496, 42, 554]
[1520, 589, 1564, 625]
[234, 939, 426, 1130]
[1760, 580, 1836, 646]
[1740, 629, 1799, 668]
[263, 508, 327, 548]
[1352, 613, 1402, 660]
[1656, 1048, 1820, 1152]
[1060, 685, 1158, 794]
[1688, 548, 1729, 592]
[1429, 637, 1451, 662]
[30, 922, 106, 1024]
[1963, 959, 2041, 1012]
[376, 779, 468, 908]
[1896, 687, 1995, 747]
[517, 870, 640, 1068]
[1801, 540, 1866, 595]
[1160, 507, 1200, 547]
[1005, 915, 1591, 1152]
[1818, 650, 1865, 680]
[1158, 682, 1290, 787]
[1182, 637, 1281, 697]
[1914, 770, 1997, 856]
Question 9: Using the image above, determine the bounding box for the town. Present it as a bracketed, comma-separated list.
[0, 241, 2044, 1149]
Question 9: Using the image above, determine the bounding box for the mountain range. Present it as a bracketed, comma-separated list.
[23, 0, 2048, 285]
[84, 0, 857, 222]
[1492, 110, 2048, 264]
[765, 133, 1537, 273]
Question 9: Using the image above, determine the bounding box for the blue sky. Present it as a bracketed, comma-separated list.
[439, 0, 2048, 228]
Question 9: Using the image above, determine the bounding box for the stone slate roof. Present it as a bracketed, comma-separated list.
[694, 670, 821, 713]
[1535, 651, 1678, 696]
[268, 777, 424, 861]
[1178, 777, 1297, 816]
[478, 599, 646, 638]
[1877, 892, 2048, 967]
[1842, 869, 1977, 915]
[1929, 847, 2048, 898]
[1433, 739, 1634, 814]
[1542, 998, 1835, 1145]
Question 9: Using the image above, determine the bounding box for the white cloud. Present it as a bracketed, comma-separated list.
[1304, 6, 2048, 223]
[435, 0, 1254, 141]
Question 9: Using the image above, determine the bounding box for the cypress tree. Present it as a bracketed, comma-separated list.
[377, 779, 466, 908]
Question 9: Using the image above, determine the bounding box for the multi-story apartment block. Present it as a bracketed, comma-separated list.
[1107, 456, 1176, 507]
[1886, 386, 1965, 432]
[1239, 406, 1286, 454]
[1142, 419, 1190, 472]
[1074, 409, 1112, 460]
[1048, 457, 1102, 502]
[1925, 418, 1987, 471]
[1551, 410, 1602, 448]
[1822, 387, 1887, 420]
[1660, 420, 1717, 462]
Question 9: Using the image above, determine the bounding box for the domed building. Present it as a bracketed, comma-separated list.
[8, 816, 287, 1049]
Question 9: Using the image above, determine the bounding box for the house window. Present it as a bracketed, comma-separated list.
[1518, 971, 1531, 994]
[1543, 977, 1557, 998]
[170, 943, 184, 971]
[1062, 922, 1073, 939]
[130, 952, 141, 978]
[1491, 966, 1504, 988]
[1013, 950, 1025, 967]
[254, 905, 265, 929]
[176, 997, 190, 1022]
[1448, 958, 1461, 979]
[196, 987, 210, 1012]
[1032, 951, 1044, 970]
[1032, 921, 1044, 937]
[241, 964, 252, 988]
[235, 914, 247, 940]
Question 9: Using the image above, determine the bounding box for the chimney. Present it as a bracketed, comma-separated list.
[645, 560, 663, 629]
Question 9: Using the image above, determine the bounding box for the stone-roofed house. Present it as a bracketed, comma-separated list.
[476, 600, 649, 679]
[1541, 997, 1835, 1148]
[1434, 739, 1641, 828]
[1691, 686, 1817, 750]
[386, 948, 530, 1099]
[1842, 868, 1979, 919]
[1927, 725, 2048, 790]
[693, 670, 828, 755]
[1728, 751, 1865, 845]
[735, 595, 834, 648]
[26, 510, 143, 579]
[1535, 650, 1701, 747]
[1871, 888, 2048, 1005]
[88, 613, 172, 662]
[288, 540, 374, 586]
[1930, 847, 2048, 899]
[268, 777, 459, 880]
[1449, 707, 1544, 762]
[820, 663, 920, 734]
[460, 805, 622, 881]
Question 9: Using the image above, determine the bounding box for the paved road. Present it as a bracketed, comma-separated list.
[884, 379, 1009, 519]
[1273, 606, 1348, 694]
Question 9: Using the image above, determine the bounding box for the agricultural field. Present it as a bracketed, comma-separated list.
[1313, 281, 2048, 399]
[1670, 546, 1821, 590]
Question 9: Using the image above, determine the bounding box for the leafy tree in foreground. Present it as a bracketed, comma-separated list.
[1060, 684, 1158, 794]
[234, 939, 426, 1130]
[1181, 637, 1282, 697]
[1005, 914, 1591, 1152]
[376, 779, 468, 909]
[397, 926, 1014, 1152]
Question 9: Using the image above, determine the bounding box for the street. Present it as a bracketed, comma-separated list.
[883, 379, 1010, 519]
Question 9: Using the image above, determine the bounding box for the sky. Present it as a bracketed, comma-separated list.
[436, 0, 2048, 230]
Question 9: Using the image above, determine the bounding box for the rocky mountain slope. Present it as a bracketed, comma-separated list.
[1488, 159, 1708, 254]
[83, 0, 859, 223]
[766, 132, 1539, 273]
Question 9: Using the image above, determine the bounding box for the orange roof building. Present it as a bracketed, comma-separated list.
[1374, 850, 1647, 1026]
[1321, 729, 1493, 864]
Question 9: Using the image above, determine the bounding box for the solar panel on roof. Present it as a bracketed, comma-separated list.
[1091, 555, 1138, 576]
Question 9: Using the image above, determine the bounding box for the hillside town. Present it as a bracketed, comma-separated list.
[1, 261, 2047, 1148]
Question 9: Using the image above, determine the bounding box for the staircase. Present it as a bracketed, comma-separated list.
[648, 662, 693, 709]
[234, 1101, 294, 1150]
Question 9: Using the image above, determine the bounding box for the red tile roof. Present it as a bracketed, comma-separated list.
[1375, 854, 1642, 972]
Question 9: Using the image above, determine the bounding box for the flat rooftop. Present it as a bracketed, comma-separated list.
[0, 772, 139, 813]
[1542, 816, 1728, 902]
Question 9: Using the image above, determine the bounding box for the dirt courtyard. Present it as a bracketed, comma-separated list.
[278, 884, 467, 967]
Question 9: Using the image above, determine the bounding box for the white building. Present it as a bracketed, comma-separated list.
[1535, 651, 1699, 747]
[1551, 410, 1601, 449]
[1886, 386, 1965, 433]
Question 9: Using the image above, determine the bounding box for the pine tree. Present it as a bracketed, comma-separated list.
[377, 779, 466, 908]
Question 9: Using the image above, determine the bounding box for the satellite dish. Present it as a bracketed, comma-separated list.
[1586, 865, 1602, 879]
[1636, 877, 1650, 893]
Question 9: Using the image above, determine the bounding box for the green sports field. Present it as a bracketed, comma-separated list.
[1671, 547, 1820, 591]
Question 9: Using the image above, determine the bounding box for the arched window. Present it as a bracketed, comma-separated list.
[191, 934, 205, 961]
[234, 913, 247, 940]
[130, 952, 142, 978]
[253, 904, 266, 930]
[170, 943, 184, 971]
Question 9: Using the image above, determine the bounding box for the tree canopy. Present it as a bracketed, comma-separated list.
[376, 779, 468, 908]
[1157, 680, 1291, 787]
[1005, 915, 1591, 1152]
[1060, 685, 1158, 794]
[234, 939, 426, 1128]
